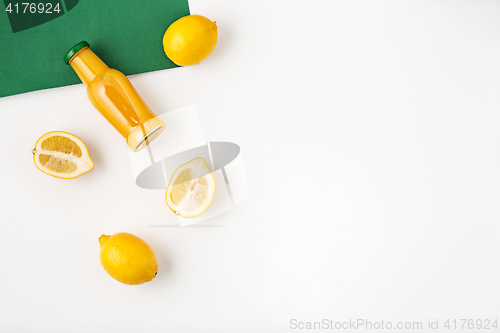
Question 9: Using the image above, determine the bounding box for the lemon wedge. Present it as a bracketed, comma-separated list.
[32, 131, 94, 179]
[166, 157, 216, 218]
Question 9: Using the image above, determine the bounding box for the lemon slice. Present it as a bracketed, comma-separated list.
[166, 157, 216, 218]
[163, 14, 218, 66]
[32, 131, 94, 179]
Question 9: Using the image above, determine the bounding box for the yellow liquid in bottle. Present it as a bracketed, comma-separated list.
[69, 47, 165, 152]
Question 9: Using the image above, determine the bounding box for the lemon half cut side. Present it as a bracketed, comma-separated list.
[33, 131, 94, 179]
[166, 157, 216, 218]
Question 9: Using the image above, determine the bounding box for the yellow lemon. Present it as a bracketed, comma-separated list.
[166, 157, 216, 218]
[163, 14, 218, 66]
[32, 131, 93, 179]
[99, 233, 158, 285]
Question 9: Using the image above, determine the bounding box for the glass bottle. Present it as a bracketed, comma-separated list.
[64, 41, 165, 152]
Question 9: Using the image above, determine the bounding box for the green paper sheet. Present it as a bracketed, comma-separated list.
[0, 0, 190, 98]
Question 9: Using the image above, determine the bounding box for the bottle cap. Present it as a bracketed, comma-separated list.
[63, 41, 89, 64]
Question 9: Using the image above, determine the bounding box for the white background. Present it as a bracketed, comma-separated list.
[1, 0, 500, 332]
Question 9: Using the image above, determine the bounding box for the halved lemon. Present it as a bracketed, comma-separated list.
[32, 131, 94, 179]
[166, 157, 216, 218]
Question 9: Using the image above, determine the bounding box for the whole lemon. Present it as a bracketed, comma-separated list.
[163, 14, 218, 66]
[99, 233, 158, 285]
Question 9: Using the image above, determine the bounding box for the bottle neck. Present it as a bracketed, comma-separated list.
[68, 47, 109, 86]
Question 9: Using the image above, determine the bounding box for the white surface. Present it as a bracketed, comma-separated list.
[1, 0, 500, 332]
